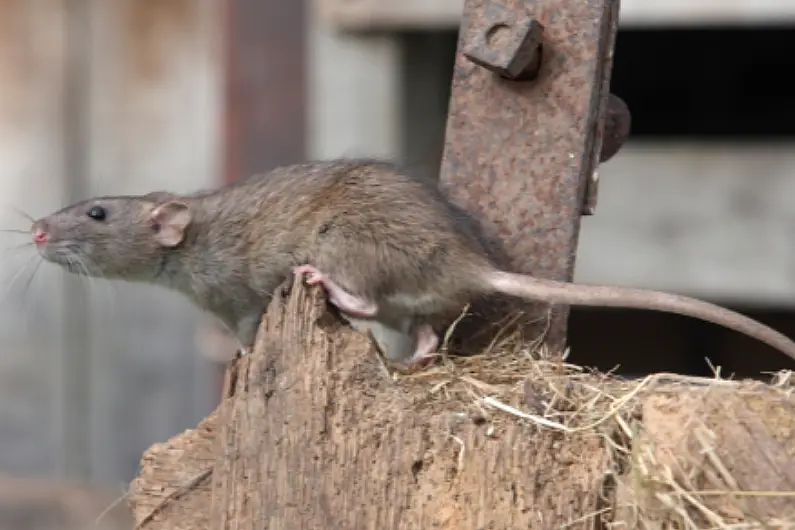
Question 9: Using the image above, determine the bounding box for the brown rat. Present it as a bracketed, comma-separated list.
[29, 159, 795, 366]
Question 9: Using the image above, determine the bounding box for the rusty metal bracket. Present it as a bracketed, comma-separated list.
[439, 0, 627, 351]
[462, 3, 544, 81]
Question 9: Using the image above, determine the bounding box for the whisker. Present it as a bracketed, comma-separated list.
[0, 229, 30, 235]
[75, 253, 96, 278]
[69, 254, 105, 316]
[67, 252, 119, 327]
[1, 242, 34, 254]
[72, 253, 91, 279]
[18, 257, 44, 335]
[79, 254, 118, 319]
[0, 203, 35, 224]
[77, 254, 103, 284]
[21, 258, 43, 298]
[3, 253, 38, 299]
[81, 254, 115, 302]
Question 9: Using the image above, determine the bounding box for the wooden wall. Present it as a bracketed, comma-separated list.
[0, 0, 222, 484]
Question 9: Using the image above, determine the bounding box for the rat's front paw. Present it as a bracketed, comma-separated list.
[292, 264, 325, 285]
[292, 264, 378, 318]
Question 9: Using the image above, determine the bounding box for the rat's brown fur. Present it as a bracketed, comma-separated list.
[31, 159, 795, 365]
[33, 160, 495, 358]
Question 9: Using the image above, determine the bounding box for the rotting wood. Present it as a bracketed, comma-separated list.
[209, 282, 610, 529]
[128, 282, 795, 529]
[128, 409, 217, 530]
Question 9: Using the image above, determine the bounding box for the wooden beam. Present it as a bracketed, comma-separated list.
[315, 0, 795, 30]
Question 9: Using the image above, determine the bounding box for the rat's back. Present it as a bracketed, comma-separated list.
[266, 159, 488, 256]
[228, 159, 486, 249]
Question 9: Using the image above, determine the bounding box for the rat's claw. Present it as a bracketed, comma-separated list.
[293, 264, 324, 285]
[292, 264, 378, 317]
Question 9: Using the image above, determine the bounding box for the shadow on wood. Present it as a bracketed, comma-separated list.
[128, 281, 795, 529]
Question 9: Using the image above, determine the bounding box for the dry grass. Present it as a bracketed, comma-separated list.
[382, 308, 795, 529]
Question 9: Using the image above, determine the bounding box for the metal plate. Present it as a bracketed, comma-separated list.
[438, 0, 621, 349]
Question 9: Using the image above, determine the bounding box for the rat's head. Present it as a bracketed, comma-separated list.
[30, 194, 193, 281]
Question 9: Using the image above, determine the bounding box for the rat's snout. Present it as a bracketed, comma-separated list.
[31, 220, 50, 245]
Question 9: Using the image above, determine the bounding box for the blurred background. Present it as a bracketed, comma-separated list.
[1, 0, 795, 526]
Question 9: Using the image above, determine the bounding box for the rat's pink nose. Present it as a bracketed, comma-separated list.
[31, 222, 49, 245]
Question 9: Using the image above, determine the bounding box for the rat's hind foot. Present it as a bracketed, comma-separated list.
[293, 264, 378, 317]
[404, 324, 440, 369]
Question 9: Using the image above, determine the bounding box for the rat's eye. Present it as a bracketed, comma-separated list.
[86, 205, 106, 221]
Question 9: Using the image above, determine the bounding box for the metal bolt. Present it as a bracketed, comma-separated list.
[462, 1, 544, 81]
[599, 94, 631, 163]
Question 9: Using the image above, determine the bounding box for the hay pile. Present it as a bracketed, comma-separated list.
[128, 284, 795, 529]
[395, 332, 795, 529]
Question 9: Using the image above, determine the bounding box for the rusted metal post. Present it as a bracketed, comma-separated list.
[439, 0, 628, 351]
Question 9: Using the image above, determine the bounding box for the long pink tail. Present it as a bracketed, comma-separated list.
[486, 270, 795, 361]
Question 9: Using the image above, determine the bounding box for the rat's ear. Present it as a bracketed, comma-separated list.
[150, 201, 192, 247]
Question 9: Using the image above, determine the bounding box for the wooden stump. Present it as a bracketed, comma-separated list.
[128, 282, 795, 529]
